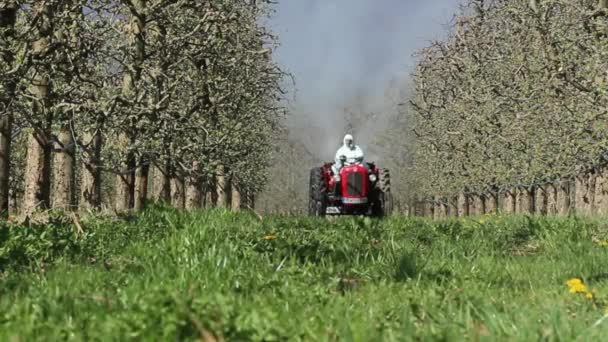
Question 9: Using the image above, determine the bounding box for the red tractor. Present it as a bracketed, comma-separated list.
[308, 157, 392, 217]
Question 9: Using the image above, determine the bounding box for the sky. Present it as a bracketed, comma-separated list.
[268, 0, 462, 162]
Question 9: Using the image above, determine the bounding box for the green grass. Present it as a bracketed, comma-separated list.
[2, 207, 608, 341]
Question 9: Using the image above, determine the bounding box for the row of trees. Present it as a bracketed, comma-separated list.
[0, 0, 287, 218]
[411, 0, 608, 201]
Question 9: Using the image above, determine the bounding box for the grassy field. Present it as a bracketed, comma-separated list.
[2, 207, 608, 341]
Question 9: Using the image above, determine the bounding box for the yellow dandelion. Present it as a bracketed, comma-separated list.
[586, 292, 594, 299]
[566, 278, 588, 294]
[262, 235, 276, 240]
[566, 278, 583, 287]
[597, 241, 608, 247]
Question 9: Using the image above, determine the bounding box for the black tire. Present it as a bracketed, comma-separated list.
[380, 169, 393, 216]
[372, 168, 393, 217]
[309, 167, 327, 216]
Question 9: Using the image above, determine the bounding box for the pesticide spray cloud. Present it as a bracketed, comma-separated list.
[270, 0, 460, 162]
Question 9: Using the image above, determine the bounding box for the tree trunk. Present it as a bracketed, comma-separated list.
[80, 132, 102, 209]
[534, 185, 547, 216]
[231, 176, 242, 211]
[200, 179, 208, 208]
[240, 185, 251, 210]
[247, 191, 256, 210]
[238, 185, 255, 211]
[432, 197, 441, 220]
[117, 0, 146, 212]
[479, 194, 487, 214]
[556, 179, 571, 216]
[115, 171, 134, 212]
[517, 187, 535, 214]
[216, 165, 227, 208]
[575, 173, 595, 216]
[422, 200, 433, 218]
[467, 194, 478, 216]
[23, 42, 53, 215]
[404, 201, 413, 217]
[501, 189, 516, 213]
[485, 192, 498, 214]
[22, 130, 51, 215]
[151, 160, 171, 203]
[442, 199, 450, 217]
[204, 177, 216, 208]
[134, 160, 149, 211]
[595, 168, 608, 216]
[185, 176, 202, 210]
[588, 173, 596, 215]
[0, 1, 17, 218]
[51, 127, 74, 210]
[545, 183, 558, 215]
[457, 192, 468, 217]
[413, 200, 423, 217]
[468, 194, 484, 216]
[447, 196, 457, 217]
[114, 134, 134, 212]
[432, 199, 440, 220]
[22, 0, 58, 217]
[185, 162, 202, 210]
[171, 175, 185, 209]
[435, 196, 449, 220]
[0, 115, 11, 217]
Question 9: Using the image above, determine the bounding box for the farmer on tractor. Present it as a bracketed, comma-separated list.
[308, 133, 392, 217]
[332, 134, 364, 175]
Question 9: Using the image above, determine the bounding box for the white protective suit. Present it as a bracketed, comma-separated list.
[332, 134, 365, 175]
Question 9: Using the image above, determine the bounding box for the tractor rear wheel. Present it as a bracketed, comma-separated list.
[372, 168, 393, 217]
[380, 169, 393, 216]
[309, 167, 327, 216]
